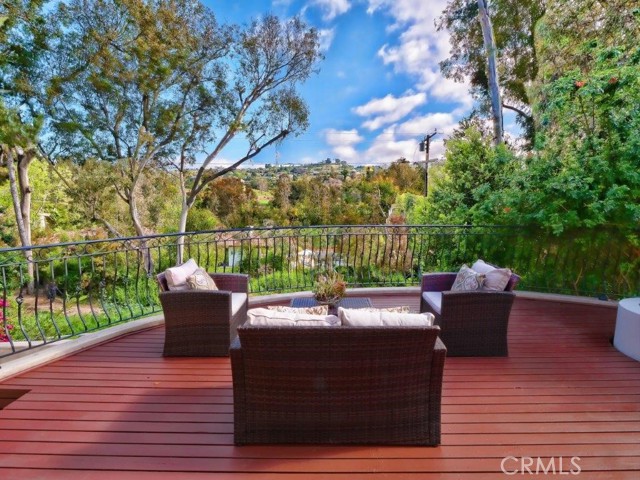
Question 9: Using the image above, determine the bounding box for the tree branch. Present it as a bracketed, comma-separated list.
[189, 129, 289, 202]
[502, 102, 533, 120]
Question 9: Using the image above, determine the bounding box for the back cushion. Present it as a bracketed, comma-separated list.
[247, 308, 340, 327]
[471, 259, 513, 291]
[338, 308, 434, 327]
[165, 258, 199, 291]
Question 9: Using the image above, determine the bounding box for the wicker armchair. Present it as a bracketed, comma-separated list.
[157, 272, 249, 357]
[231, 324, 446, 445]
[419, 270, 520, 357]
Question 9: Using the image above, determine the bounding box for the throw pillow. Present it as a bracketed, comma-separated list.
[338, 307, 434, 326]
[471, 259, 513, 291]
[186, 268, 218, 291]
[451, 265, 486, 291]
[267, 305, 329, 315]
[165, 258, 199, 291]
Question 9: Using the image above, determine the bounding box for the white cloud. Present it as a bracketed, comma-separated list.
[309, 0, 351, 21]
[355, 112, 459, 165]
[324, 128, 364, 161]
[353, 92, 426, 130]
[368, 0, 473, 108]
[318, 28, 336, 52]
[363, 129, 417, 164]
[395, 112, 458, 137]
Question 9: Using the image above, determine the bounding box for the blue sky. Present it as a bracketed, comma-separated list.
[204, 0, 478, 167]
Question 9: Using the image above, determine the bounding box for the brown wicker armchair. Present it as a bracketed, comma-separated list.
[157, 272, 249, 357]
[419, 269, 520, 357]
[231, 324, 446, 445]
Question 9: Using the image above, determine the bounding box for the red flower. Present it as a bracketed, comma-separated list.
[574, 81, 586, 88]
[609, 77, 618, 84]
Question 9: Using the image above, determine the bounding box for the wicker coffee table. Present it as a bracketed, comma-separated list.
[290, 297, 372, 314]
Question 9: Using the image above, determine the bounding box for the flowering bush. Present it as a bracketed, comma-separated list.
[0, 299, 13, 342]
[313, 270, 347, 304]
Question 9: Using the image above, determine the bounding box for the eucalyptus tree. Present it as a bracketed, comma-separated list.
[43, 1, 322, 261]
[167, 14, 321, 260]
[437, 0, 545, 144]
[42, 0, 233, 237]
[0, 0, 50, 290]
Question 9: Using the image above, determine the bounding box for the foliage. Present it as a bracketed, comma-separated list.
[0, 159, 84, 244]
[186, 208, 220, 233]
[417, 123, 520, 225]
[0, 0, 49, 134]
[173, 13, 322, 238]
[200, 177, 258, 228]
[0, 298, 13, 342]
[41, 0, 232, 235]
[516, 2, 640, 233]
[313, 269, 346, 303]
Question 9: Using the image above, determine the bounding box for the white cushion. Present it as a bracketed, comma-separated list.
[471, 259, 494, 274]
[267, 305, 329, 315]
[232, 293, 248, 316]
[338, 308, 434, 327]
[357, 306, 410, 313]
[421, 291, 442, 314]
[246, 308, 340, 327]
[471, 259, 512, 291]
[165, 259, 199, 291]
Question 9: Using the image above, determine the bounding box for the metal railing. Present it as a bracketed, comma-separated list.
[1, 224, 638, 358]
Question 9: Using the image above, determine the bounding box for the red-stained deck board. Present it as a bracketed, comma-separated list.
[1, 296, 639, 479]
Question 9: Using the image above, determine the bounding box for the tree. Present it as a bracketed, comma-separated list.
[422, 122, 519, 224]
[437, 0, 545, 144]
[201, 177, 256, 227]
[383, 160, 424, 194]
[477, 0, 503, 145]
[0, 0, 50, 291]
[170, 14, 321, 260]
[513, 0, 640, 233]
[41, 0, 232, 238]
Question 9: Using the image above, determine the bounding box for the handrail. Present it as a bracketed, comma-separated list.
[0, 224, 638, 358]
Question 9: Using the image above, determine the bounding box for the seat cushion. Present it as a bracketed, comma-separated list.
[338, 308, 434, 326]
[422, 291, 442, 314]
[232, 293, 248, 316]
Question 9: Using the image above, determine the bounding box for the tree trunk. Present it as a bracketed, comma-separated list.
[477, 0, 503, 145]
[126, 182, 154, 274]
[127, 187, 147, 238]
[176, 171, 191, 265]
[3, 147, 35, 293]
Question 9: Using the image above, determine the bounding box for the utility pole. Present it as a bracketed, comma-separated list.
[420, 130, 439, 196]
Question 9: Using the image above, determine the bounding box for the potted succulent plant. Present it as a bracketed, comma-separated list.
[313, 270, 347, 307]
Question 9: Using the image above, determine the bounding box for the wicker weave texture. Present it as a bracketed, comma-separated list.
[231, 325, 446, 445]
[420, 271, 518, 357]
[157, 273, 248, 357]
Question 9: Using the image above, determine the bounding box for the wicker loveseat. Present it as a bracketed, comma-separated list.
[419, 265, 520, 357]
[157, 272, 249, 357]
[231, 324, 446, 445]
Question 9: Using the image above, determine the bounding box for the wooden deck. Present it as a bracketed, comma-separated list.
[0, 296, 639, 479]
